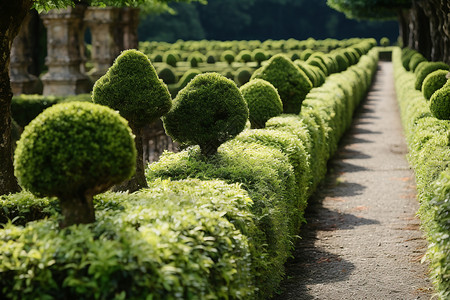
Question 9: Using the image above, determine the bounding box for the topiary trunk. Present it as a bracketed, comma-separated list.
[59, 193, 95, 228]
[113, 123, 148, 193]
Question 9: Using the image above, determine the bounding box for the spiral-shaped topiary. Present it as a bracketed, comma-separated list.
[415, 61, 450, 90]
[422, 70, 449, 100]
[429, 81, 450, 120]
[92, 49, 172, 192]
[251, 54, 313, 114]
[14, 102, 136, 227]
[163, 73, 248, 155]
[240, 79, 283, 129]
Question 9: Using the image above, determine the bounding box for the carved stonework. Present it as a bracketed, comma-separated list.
[41, 5, 91, 96]
[10, 12, 40, 95]
[84, 7, 121, 81]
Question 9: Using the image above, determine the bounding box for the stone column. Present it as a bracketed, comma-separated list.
[120, 7, 140, 50]
[10, 12, 40, 95]
[41, 5, 91, 96]
[84, 7, 121, 81]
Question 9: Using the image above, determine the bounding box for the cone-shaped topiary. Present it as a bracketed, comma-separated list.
[14, 102, 136, 228]
[240, 79, 283, 129]
[251, 54, 313, 114]
[429, 80, 450, 120]
[163, 73, 248, 156]
[92, 49, 172, 192]
[415, 61, 450, 90]
[422, 70, 449, 100]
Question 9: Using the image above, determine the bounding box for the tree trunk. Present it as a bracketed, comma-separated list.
[418, 0, 442, 61]
[59, 192, 95, 228]
[113, 123, 148, 193]
[398, 10, 410, 48]
[0, 0, 32, 195]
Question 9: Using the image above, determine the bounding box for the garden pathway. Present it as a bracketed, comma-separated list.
[273, 61, 434, 299]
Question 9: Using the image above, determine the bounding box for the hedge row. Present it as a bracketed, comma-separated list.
[393, 48, 450, 299]
[1, 47, 377, 299]
[146, 47, 378, 297]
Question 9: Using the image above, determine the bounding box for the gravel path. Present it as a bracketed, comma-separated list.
[273, 61, 434, 300]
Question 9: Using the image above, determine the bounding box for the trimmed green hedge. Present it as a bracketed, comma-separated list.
[393, 47, 450, 299]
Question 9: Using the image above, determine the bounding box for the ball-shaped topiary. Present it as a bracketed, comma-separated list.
[240, 79, 283, 129]
[429, 81, 450, 120]
[206, 54, 216, 64]
[235, 67, 253, 86]
[164, 51, 178, 67]
[414, 61, 450, 90]
[422, 70, 449, 100]
[237, 50, 252, 63]
[14, 102, 136, 227]
[157, 65, 177, 84]
[252, 49, 266, 66]
[251, 54, 313, 114]
[177, 68, 202, 91]
[380, 37, 390, 47]
[408, 53, 427, 72]
[221, 50, 235, 65]
[93, 49, 172, 192]
[163, 73, 248, 155]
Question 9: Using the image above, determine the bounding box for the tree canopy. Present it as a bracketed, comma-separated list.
[326, 0, 412, 20]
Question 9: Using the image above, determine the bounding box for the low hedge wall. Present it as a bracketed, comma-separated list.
[1, 47, 378, 299]
[393, 47, 450, 299]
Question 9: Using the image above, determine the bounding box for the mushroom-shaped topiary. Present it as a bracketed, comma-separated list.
[237, 50, 252, 63]
[221, 50, 235, 65]
[14, 102, 136, 228]
[429, 80, 450, 120]
[251, 54, 313, 114]
[415, 61, 450, 90]
[252, 49, 266, 66]
[163, 73, 248, 156]
[422, 70, 449, 100]
[92, 49, 172, 192]
[240, 79, 283, 129]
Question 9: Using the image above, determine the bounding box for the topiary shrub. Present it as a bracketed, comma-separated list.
[237, 50, 252, 63]
[235, 67, 253, 86]
[409, 53, 427, 72]
[294, 60, 319, 87]
[380, 37, 390, 47]
[163, 72, 248, 155]
[14, 102, 136, 228]
[92, 49, 172, 192]
[430, 81, 450, 120]
[422, 70, 449, 100]
[251, 54, 313, 114]
[300, 49, 313, 61]
[221, 50, 235, 65]
[415, 61, 450, 90]
[152, 52, 163, 62]
[240, 79, 282, 129]
[206, 54, 216, 64]
[163, 51, 178, 67]
[176, 68, 202, 91]
[307, 56, 329, 76]
[252, 49, 266, 66]
[157, 64, 177, 84]
[332, 51, 350, 73]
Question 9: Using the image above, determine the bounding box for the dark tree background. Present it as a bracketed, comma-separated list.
[138, 0, 399, 43]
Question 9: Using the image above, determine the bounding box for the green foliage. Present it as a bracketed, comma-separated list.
[237, 50, 252, 63]
[252, 49, 266, 65]
[327, 0, 411, 20]
[251, 54, 313, 114]
[234, 67, 253, 86]
[92, 49, 172, 127]
[239, 79, 283, 128]
[393, 47, 450, 298]
[422, 70, 449, 100]
[408, 52, 427, 72]
[300, 49, 313, 60]
[430, 82, 450, 120]
[147, 142, 296, 297]
[176, 68, 202, 91]
[0, 179, 254, 299]
[163, 72, 248, 155]
[380, 37, 390, 46]
[221, 50, 236, 64]
[307, 56, 329, 75]
[415, 62, 450, 91]
[157, 64, 177, 84]
[294, 60, 320, 87]
[163, 51, 179, 67]
[14, 102, 136, 199]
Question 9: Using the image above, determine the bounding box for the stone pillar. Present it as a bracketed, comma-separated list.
[84, 7, 121, 81]
[120, 8, 140, 50]
[10, 12, 40, 95]
[41, 5, 91, 96]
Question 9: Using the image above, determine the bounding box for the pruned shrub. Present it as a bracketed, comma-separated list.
[409, 53, 427, 72]
[176, 68, 201, 91]
[380, 37, 390, 47]
[307, 56, 329, 76]
[221, 50, 235, 65]
[234, 67, 253, 86]
[93, 49, 172, 192]
[163, 72, 248, 155]
[13, 102, 136, 227]
[157, 64, 177, 84]
[294, 60, 319, 87]
[422, 70, 449, 100]
[430, 81, 450, 120]
[240, 79, 282, 128]
[237, 50, 252, 63]
[163, 51, 179, 67]
[252, 49, 266, 66]
[415, 61, 450, 90]
[251, 54, 313, 114]
[300, 49, 313, 61]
